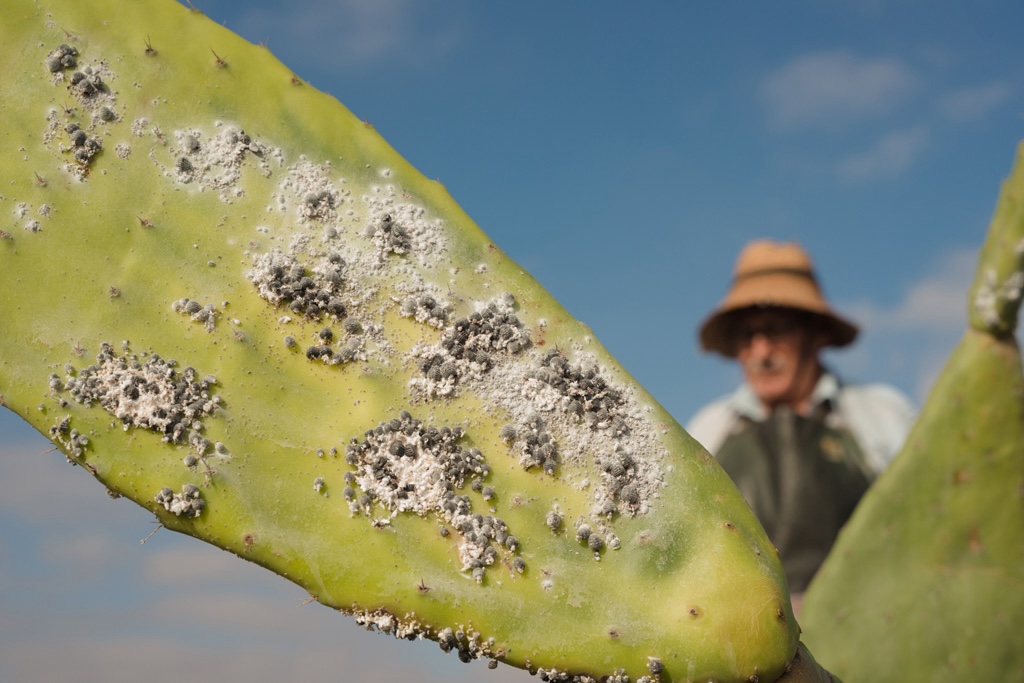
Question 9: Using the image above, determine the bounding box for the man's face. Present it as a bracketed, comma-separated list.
[733, 308, 824, 409]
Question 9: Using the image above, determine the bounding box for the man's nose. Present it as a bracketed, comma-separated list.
[746, 333, 774, 355]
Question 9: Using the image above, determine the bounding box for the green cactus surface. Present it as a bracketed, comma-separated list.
[0, 1, 810, 681]
[799, 144, 1024, 682]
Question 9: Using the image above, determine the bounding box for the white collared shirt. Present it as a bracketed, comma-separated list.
[686, 372, 916, 475]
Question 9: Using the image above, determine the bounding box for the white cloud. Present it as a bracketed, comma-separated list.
[937, 81, 1015, 123]
[233, 0, 463, 70]
[845, 247, 975, 334]
[835, 124, 930, 183]
[883, 249, 975, 331]
[834, 247, 986, 403]
[759, 50, 919, 130]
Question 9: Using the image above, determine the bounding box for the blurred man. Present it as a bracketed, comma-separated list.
[687, 240, 915, 599]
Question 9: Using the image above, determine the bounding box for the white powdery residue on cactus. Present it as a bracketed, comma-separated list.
[974, 265, 1024, 330]
[42, 108, 62, 145]
[170, 125, 275, 202]
[289, 231, 312, 254]
[247, 248, 347, 316]
[40, 45, 116, 177]
[482, 345, 667, 524]
[247, 250, 298, 306]
[406, 294, 532, 400]
[246, 242, 388, 362]
[407, 344, 495, 400]
[317, 254, 380, 312]
[8, 201, 32, 230]
[350, 610, 502, 669]
[400, 288, 665, 529]
[349, 607, 458, 649]
[47, 414, 89, 460]
[66, 60, 117, 111]
[345, 412, 523, 580]
[1007, 271, 1024, 301]
[438, 625, 504, 665]
[354, 431, 452, 515]
[395, 286, 452, 329]
[519, 377, 564, 413]
[154, 483, 205, 518]
[352, 608, 400, 636]
[278, 158, 348, 225]
[60, 342, 221, 448]
[131, 117, 149, 137]
[361, 189, 447, 269]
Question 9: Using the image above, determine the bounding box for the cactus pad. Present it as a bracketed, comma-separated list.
[0, 1, 807, 681]
[799, 144, 1024, 682]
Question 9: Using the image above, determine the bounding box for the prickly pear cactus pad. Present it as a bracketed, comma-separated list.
[0, 1, 803, 681]
[799, 143, 1024, 682]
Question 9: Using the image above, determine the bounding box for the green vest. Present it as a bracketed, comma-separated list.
[715, 403, 873, 593]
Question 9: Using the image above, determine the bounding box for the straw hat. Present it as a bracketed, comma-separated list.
[699, 240, 859, 357]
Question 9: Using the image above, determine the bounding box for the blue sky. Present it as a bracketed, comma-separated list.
[3, 1, 1023, 681]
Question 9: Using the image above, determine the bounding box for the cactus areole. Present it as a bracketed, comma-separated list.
[0, 1, 804, 680]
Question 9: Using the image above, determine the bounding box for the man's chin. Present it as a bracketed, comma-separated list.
[747, 376, 790, 404]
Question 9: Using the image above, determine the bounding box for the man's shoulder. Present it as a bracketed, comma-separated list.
[835, 379, 917, 473]
[686, 395, 742, 454]
[838, 380, 915, 415]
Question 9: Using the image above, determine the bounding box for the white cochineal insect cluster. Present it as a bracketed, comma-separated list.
[524, 348, 660, 521]
[398, 293, 451, 328]
[973, 237, 1024, 333]
[248, 249, 348, 319]
[346, 608, 509, 671]
[501, 413, 560, 474]
[343, 411, 524, 582]
[154, 483, 205, 518]
[171, 126, 274, 201]
[48, 342, 228, 520]
[58, 343, 221, 451]
[171, 297, 218, 331]
[47, 414, 90, 461]
[42, 43, 114, 174]
[409, 294, 532, 399]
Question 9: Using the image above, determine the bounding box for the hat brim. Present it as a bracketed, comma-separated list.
[699, 304, 859, 358]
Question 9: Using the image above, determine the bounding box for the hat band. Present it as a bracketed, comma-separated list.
[733, 266, 818, 284]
